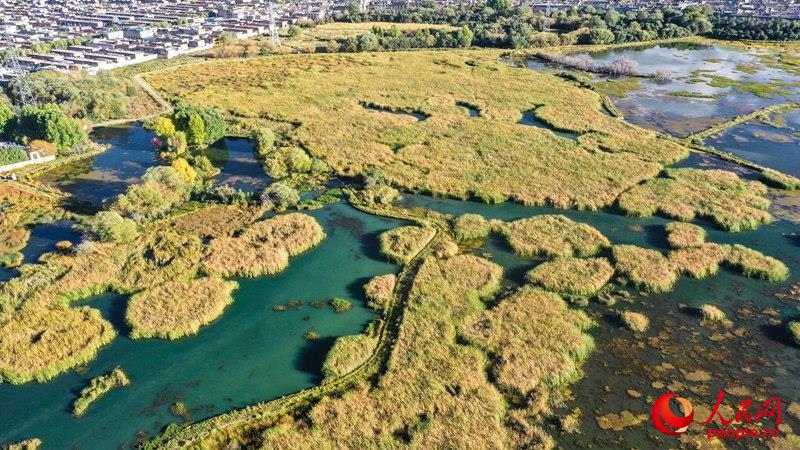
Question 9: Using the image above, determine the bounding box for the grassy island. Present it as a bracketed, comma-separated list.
[665, 222, 706, 248]
[451, 213, 491, 241]
[321, 334, 378, 381]
[498, 215, 610, 258]
[72, 367, 131, 417]
[126, 277, 239, 340]
[378, 225, 436, 264]
[363, 274, 396, 311]
[613, 245, 679, 293]
[525, 257, 614, 296]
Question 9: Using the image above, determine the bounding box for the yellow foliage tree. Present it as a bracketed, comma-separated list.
[171, 158, 197, 184]
[154, 116, 176, 138]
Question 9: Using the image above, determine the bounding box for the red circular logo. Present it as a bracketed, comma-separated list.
[652, 392, 695, 435]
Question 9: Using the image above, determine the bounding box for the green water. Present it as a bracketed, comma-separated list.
[399, 193, 800, 448]
[0, 203, 403, 449]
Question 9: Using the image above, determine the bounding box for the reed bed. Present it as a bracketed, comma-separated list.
[463, 285, 595, 396]
[618, 168, 772, 232]
[760, 168, 800, 190]
[612, 245, 679, 293]
[321, 334, 378, 381]
[498, 215, 610, 258]
[452, 213, 491, 241]
[525, 257, 614, 296]
[378, 225, 436, 265]
[126, 277, 238, 340]
[619, 310, 650, 333]
[725, 244, 789, 282]
[145, 50, 692, 211]
[118, 230, 204, 292]
[363, 274, 396, 312]
[72, 367, 131, 417]
[665, 222, 706, 248]
[167, 204, 263, 239]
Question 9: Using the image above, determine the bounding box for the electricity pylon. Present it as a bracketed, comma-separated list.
[268, 1, 281, 46]
[2, 32, 37, 107]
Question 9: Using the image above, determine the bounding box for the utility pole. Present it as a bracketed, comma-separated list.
[268, 1, 281, 46]
[2, 32, 37, 107]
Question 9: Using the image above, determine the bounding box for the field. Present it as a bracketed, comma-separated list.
[145, 50, 699, 211]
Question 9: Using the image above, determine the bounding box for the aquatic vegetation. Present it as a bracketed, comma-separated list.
[761, 169, 800, 190]
[363, 274, 396, 311]
[72, 367, 131, 417]
[618, 168, 772, 232]
[789, 322, 800, 346]
[126, 277, 238, 340]
[433, 239, 459, 258]
[525, 257, 614, 296]
[725, 244, 789, 282]
[202, 213, 325, 277]
[463, 285, 595, 396]
[619, 310, 650, 333]
[2, 438, 42, 450]
[328, 298, 353, 313]
[498, 215, 610, 258]
[593, 76, 642, 98]
[321, 334, 378, 381]
[0, 307, 116, 385]
[669, 243, 730, 278]
[303, 330, 320, 341]
[612, 245, 678, 293]
[0, 252, 23, 268]
[451, 213, 490, 241]
[665, 222, 706, 248]
[146, 50, 692, 211]
[118, 230, 203, 292]
[700, 304, 730, 325]
[378, 225, 435, 264]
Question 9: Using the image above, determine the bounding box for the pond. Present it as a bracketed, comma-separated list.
[0, 203, 404, 449]
[397, 191, 800, 449]
[0, 220, 81, 282]
[532, 43, 800, 137]
[204, 138, 271, 192]
[37, 124, 159, 210]
[704, 109, 800, 177]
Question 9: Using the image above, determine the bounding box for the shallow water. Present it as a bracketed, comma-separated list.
[0, 203, 403, 449]
[0, 221, 81, 282]
[37, 124, 159, 210]
[518, 110, 580, 141]
[205, 138, 271, 192]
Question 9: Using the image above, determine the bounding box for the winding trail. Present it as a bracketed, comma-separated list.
[90, 74, 173, 129]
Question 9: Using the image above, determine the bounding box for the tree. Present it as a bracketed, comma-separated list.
[289, 25, 302, 37]
[251, 127, 275, 155]
[488, 0, 511, 15]
[174, 106, 227, 146]
[88, 211, 139, 243]
[186, 113, 206, 147]
[167, 131, 187, 154]
[0, 103, 14, 137]
[15, 104, 87, 150]
[153, 116, 176, 138]
[262, 182, 300, 210]
[587, 28, 615, 44]
[171, 158, 198, 184]
[358, 32, 379, 52]
[457, 25, 474, 48]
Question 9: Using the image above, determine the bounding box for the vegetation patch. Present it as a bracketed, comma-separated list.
[725, 244, 789, 282]
[789, 321, 800, 346]
[665, 222, 706, 248]
[761, 169, 800, 190]
[72, 367, 131, 417]
[126, 277, 238, 340]
[612, 245, 678, 293]
[498, 215, 610, 258]
[118, 230, 203, 292]
[145, 50, 692, 211]
[321, 334, 378, 381]
[363, 274, 396, 312]
[463, 285, 595, 396]
[328, 298, 353, 313]
[700, 304, 732, 327]
[451, 213, 490, 241]
[619, 310, 650, 333]
[378, 225, 435, 264]
[669, 243, 730, 278]
[618, 168, 772, 232]
[525, 257, 614, 296]
[167, 204, 264, 239]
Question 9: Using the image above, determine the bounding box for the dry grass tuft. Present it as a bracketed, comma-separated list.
[498, 215, 610, 258]
[619, 310, 650, 333]
[665, 222, 706, 248]
[452, 213, 491, 241]
[700, 304, 728, 323]
[378, 225, 435, 265]
[362, 274, 396, 312]
[525, 257, 614, 296]
[321, 334, 378, 381]
[618, 168, 772, 232]
[725, 244, 789, 282]
[126, 277, 238, 340]
[789, 321, 800, 346]
[72, 367, 131, 417]
[612, 245, 678, 293]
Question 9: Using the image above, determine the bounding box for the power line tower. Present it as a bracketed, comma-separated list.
[2, 32, 37, 108]
[268, 1, 281, 47]
[541, 2, 551, 32]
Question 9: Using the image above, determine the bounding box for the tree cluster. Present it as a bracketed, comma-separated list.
[328, 25, 474, 52]
[1, 103, 87, 151]
[710, 15, 800, 41]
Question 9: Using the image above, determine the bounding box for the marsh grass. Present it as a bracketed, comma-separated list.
[378, 225, 436, 265]
[669, 243, 730, 278]
[525, 257, 613, 296]
[72, 367, 131, 417]
[363, 274, 396, 312]
[321, 334, 378, 381]
[498, 215, 610, 258]
[167, 204, 264, 239]
[789, 321, 800, 346]
[451, 213, 490, 241]
[761, 169, 800, 190]
[665, 222, 706, 248]
[618, 168, 772, 232]
[619, 310, 650, 333]
[145, 50, 692, 211]
[328, 298, 353, 313]
[725, 244, 789, 282]
[612, 245, 678, 293]
[118, 230, 203, 292]
[700, 304, 731, 326]
[126, 277, 238, 340]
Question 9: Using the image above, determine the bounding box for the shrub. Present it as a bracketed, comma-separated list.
[0, 145, 28, 165]
[87, 211, 139, 243]
[329, 298, 353, 313]
[613, 245, 678, 293]
[498, 215, 609, 258]
[14, 103, 87, 150]
[452, 213, 490, 241]
[72, 367, 130, 416]
[378, 225, 435, 264]
[619, 310, 649, 333]
[153, 116, 176, 138]
[262, 182, 300, 211]
[321, 334, 377, 380]
[363, 274, 396, 311]
[526, 257, 614, 296]
[251, 127, 275, 155]
[112, 166, 192, 221]
[665, 222, 705, 248]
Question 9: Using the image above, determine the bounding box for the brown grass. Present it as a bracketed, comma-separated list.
[362, 274, 396, 312]
[612, 245, 678, 293]
[126, 277, 238, 340]
[167, 204, 264, 239]
[618, 168, 772, 232]
[378, 225, 436, 265]
[665, 222, 706, 248]
[321, 334, 378, 381]
[498, 215, 610, 258]
[525, 257, 613, 296]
